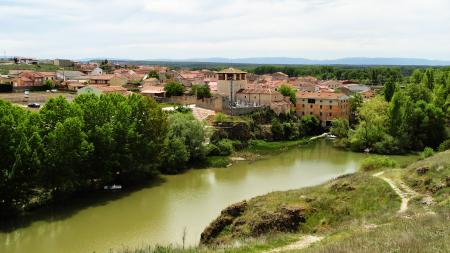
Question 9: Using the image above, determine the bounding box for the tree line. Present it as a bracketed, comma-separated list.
[0, 94, 208, 217]
[249, 65, 450, 85]
[331, 68, 450, 154]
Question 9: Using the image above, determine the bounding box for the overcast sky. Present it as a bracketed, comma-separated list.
[1, 0, 449, 60]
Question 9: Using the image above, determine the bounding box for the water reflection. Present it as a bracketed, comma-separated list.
[0, 141, 416, 253]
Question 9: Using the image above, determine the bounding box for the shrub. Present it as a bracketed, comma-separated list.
[271, 119, 284, 141]
[206, 143, 219, 156]
[214, 112, 229, 123]
[216, 139, 234, 156]
[438, 139, 450, 152]
[420, 147, 434, 159]
[164, 81, 184, 97]
[360, 156, 397, 171]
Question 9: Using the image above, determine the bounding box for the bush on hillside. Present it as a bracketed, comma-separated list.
[360, 156, 397, 171]
[438, 139, 450, 152]
[420, 147, 435, 160]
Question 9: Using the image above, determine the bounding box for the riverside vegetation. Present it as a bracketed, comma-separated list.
[330, 67, 449, 154]
[0, 92, 326, 217]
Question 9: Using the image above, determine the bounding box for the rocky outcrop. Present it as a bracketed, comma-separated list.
[200, 201, 247, 245]
[200, 202, 307, 245]
[249, 206, 306, 236]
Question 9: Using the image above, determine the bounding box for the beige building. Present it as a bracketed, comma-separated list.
[235, 87, 291, 115]
[217, 68, 247, 102]
[296, 92, 350, 127]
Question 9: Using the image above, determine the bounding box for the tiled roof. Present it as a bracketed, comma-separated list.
[296, 91, 348, 100]
[141, 86, 165, 94]
[217, 67, 247, 74]
[237, 87, 281, 95]
[88, 74, 115, 80]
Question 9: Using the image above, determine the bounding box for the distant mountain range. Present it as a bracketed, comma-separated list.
[160, 57, 450, 66]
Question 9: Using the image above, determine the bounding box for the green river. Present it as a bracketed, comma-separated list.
[0, 141, 416, 253]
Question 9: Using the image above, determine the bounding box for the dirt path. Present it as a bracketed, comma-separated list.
[373, 171, 412, 213]
[373, 171, 435, 214]
[266, 235, 323, 253]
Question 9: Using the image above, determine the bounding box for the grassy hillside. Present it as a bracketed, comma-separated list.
[200, 173, 399, 245]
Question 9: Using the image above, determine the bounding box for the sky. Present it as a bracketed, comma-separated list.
[1, 0, 450, 60]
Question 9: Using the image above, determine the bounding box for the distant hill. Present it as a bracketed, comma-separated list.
[179, 57, 450, 66]
[78, 57, 450, 66]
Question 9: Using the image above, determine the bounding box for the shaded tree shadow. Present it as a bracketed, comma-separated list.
[0, 176, 166, 233]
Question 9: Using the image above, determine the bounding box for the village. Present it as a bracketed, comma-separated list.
[0, 57, 376, 125]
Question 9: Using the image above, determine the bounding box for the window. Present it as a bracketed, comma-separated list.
[320, 112, 322, 116]
[302, 112, 305, 115]
[302, 104, 305, 108]
[308, 98, 316, 104]
[329, 105, 332, 110]
[329, 113, 332, 116]
[310, 104, 313, 108]
[310, 112, 313, 115]
[320, 105, 322, 109]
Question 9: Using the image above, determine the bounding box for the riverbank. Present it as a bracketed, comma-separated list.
[115, 150, 449, 253]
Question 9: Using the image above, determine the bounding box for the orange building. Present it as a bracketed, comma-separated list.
[296, 92, 350, 127]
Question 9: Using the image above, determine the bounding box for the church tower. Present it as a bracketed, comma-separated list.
[216, 68, 247, 102]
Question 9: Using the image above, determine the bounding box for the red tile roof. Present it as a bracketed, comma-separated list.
[296, 91, 348, 100]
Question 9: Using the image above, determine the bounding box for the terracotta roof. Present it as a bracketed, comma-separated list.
[217, 67, 247, 74]
[37, 72, 56, 77]
[88, 74, 115, 80]
[296, 91, 348, 100]
[237, 87, 281, 95]
[88, 85, 130, 95]
[141, 86, 165, 94]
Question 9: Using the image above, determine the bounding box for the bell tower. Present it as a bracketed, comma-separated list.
[216, 68, 247, 102]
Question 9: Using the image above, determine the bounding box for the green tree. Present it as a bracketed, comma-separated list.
[349, 93, 363, 125]
[164, 81, 184, 97]
[271, 119, 284, 140]
[147, 70, 159, 79]
[42, 117, 93, 197]
[383, 81, 397, 102]
[299, 115, 321, 136]
[277, 84, 297, 104]
[163, 113, 206, 172]
[330, 119, 349, 138]
[190, 84, 212, 99]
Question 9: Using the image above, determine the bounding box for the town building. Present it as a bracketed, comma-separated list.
[77, 85, 130, 96]
[235, 87, 291, 115]
[271, 72, 289, 81]
[56, 70, 86, 81]
[217, 68, 248, 102]
[88, 75, 115, 85]
[12, 71, 44, 88]
[296, 92, 350, 127]
[54, 59, 74, 67]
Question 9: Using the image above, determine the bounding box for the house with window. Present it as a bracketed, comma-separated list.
[296, 92, 350, 127]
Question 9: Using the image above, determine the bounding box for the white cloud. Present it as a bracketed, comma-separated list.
[1, 0, 449, 60]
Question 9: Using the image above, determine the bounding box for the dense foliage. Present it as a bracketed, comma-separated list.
[190, 84, 212, 99]
[251, 65, 408, 85]
[0, 94, 170, 216]
[348, 68, 449, 154]
[277, 84, 296, 104]
[164, 81, 184, 97]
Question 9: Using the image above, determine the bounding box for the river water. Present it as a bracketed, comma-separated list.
[0, 141, 415, 253]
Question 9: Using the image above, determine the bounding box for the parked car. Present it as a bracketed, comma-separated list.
[28, 103, 40, 108]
